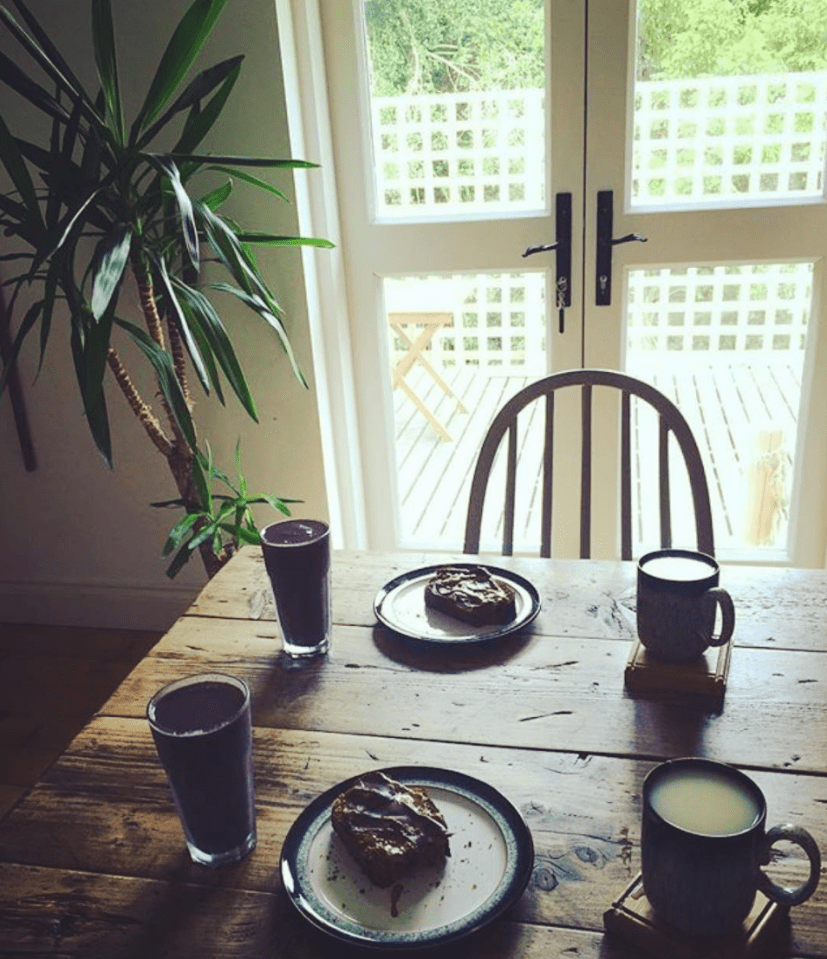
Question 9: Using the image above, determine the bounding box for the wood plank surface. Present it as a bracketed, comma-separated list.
[2, 549, 827, 959]
[188, 547, 827, 653]
[0, 724, 824, 957]
[0, 859, 675, 959]
[98, 615, 827, 773]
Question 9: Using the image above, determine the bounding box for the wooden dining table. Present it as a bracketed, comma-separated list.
[1, 547, 826, 958]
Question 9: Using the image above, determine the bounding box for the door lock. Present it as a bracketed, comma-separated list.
[523, 192, 572, 332]
[596, 190, 647, 306]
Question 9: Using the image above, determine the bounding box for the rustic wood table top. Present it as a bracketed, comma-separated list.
[1, 548, 826, 958]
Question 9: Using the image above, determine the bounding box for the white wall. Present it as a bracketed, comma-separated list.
[0, 0, 328, 629]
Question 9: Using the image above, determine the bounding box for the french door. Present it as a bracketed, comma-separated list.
[312, 0, 827, 566]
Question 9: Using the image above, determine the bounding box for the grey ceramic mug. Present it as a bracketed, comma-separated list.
[642, 758, 821, 937]
[637, 549, 735, 661]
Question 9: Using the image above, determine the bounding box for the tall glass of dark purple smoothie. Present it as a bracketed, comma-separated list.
[260, 519, 331, 657]
[147, 673, 256, 866]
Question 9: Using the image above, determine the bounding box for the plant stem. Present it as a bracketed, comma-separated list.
[106, 346, 172, 457]
[114, 258, 229, 580]
[167, 316, 191, 407]
[130, 252, 190, 449]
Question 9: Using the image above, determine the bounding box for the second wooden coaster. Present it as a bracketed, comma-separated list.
[624, 637, 731, 701]
[604, 873, 788, 959]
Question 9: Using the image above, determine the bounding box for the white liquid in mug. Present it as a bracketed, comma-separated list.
[642, 555, 714, 582]
[649, 766, 761, 836]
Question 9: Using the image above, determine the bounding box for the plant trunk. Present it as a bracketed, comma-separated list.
[107, 257, 232, 580]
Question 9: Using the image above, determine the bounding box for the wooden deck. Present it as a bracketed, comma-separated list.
[394, 360, 801, 557]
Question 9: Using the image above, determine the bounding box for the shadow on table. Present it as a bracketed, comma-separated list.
[372, 624, 534, 673]
[626, 688, 716, 760]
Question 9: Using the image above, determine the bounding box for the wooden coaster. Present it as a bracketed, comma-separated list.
[604, 873, 788, 959]
[624, 637, 731, 700]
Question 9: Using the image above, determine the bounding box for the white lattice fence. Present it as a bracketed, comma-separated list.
[372, 89, 545, 217]
[387, 273, 546, 373]
[626, 263, 812, 365]
[633, 72, 827, 206]
[370, 73, 827, 216]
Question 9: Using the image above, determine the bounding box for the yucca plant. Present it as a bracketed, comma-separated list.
[0, 0, 332, 577]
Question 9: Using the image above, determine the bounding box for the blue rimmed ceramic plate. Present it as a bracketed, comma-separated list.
[373, 564, 541, 644]
[280, 766, 534, 949]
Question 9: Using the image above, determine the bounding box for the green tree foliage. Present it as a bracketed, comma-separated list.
[364, 0, 544, 95]
[637, 0, 827, 80]
[364, 0, 827, 93]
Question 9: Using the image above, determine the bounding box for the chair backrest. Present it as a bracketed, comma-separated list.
[463, 368, 715, 560]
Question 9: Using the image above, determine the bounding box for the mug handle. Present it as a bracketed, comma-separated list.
[707, 587, 735, 647]
[758, 824, 821, 906]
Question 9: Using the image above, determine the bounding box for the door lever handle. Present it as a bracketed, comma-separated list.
[523, 241, 559, 256]
[522, 192, 571, 332]
[596, 191, 648, 306]
[612, 232, 648, 246]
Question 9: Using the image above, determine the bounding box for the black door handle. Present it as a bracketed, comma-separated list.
[595, 190, 647, 306]
[523, 192, 571, 332]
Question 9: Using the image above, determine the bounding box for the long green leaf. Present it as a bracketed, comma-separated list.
[53, 184, 105, 255]
[37, 259, 58, 373]
[0, 112, 43, 234]
[81, 377, 112, 466]
[196, 200, 255, 295]
[250, 493, 294, 514]
[164, 539, 197, 578]
[81, 301, 114, 411]
[14, 135, 113, 234]
[169, 154, 318, 169]
[91, 0, 125, 146]
[187, 520, 219, 553]
[69, 310, 112, 466]
[91, 224, 131, 320]
[173, 61, 240, 156]
[0, 48, 72, 123]
[45, 106, 62, 229]
[156, 157, 199, 270]
[115, 318, 197, 451]
[204, 165, 289, 201]
[191, 447, 212, 512]
[153, 253, 210, 393]
[200, 179, 232, 211]
[196, 202, 308, 384]
[176, 295, 226, 405]
[212, 281, 306, 387]
[0, 193, 37, 245]
[161, 510, 201, 556]
[235, 232, 335, 249]
[133, 0, 228, 137]
[224, 524, 259, 546]
[136, 55, 242, 151]
[8, 0, 99, 117]
[172, 280, 256, 415]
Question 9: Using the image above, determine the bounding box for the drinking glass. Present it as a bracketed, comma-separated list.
[147, 673, 256, 866]
[261, 519, 331, 657]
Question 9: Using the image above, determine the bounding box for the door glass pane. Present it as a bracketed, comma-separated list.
[362, 0, 546, 219]
[625, 262, 813, 558]
[385, 272, 546, 546]
[632, 0, 827, 207]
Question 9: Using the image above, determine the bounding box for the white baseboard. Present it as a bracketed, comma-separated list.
[0, 579, 199, 632]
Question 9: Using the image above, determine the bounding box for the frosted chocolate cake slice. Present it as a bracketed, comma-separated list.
[424, 565, 517, 626]
[331, 771, 450, 887]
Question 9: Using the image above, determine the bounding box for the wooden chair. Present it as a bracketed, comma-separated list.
[464, 368, 715, 559]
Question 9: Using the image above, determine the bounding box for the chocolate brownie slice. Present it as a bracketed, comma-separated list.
[424, 565, 517, 626]
[331, 771, 450, 887]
